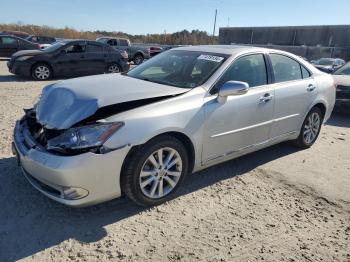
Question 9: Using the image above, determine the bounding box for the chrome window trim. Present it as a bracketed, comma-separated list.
[208, 51, 270, 95]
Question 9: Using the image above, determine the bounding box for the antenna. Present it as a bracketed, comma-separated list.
[213, 9, 217, 43]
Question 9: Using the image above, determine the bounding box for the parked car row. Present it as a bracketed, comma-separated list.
[7, 40, 130, 80]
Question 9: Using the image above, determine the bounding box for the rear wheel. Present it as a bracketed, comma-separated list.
[293, 107, 323, 148]
[31, 63, 52, 80]
[133, 54, 144, 65]
[122, 135, 189, 206]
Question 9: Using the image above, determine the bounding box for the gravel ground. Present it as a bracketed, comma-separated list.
[0, 60, 349, 261]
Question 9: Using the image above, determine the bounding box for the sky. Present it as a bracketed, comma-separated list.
[1, 0, 350, 35]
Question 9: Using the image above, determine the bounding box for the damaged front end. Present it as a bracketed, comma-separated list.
[21, 108, 124, 155]
[26, 74, 188, 155]
[23, 94, 180, 155]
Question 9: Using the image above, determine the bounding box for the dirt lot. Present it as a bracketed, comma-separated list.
[0, 60, 349, 261]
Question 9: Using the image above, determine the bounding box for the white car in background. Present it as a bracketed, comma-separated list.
[13, 46, 335, 207]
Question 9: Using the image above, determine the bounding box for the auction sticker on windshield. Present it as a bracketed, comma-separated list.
[198, 54, 224, 63]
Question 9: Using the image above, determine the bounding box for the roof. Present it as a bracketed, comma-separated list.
[174, 45, 271, 55]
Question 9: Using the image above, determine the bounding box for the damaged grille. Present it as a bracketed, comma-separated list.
[24, 109, 64, 148]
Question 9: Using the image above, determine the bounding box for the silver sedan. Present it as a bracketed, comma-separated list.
[13, 45, 335, 207]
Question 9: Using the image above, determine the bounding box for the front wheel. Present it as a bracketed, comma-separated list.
[31, 63, 52, 80]
[293, 107, 323, 148]
[122, 135, 189, 206]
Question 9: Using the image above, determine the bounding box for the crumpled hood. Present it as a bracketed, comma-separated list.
[36, 74, 187, 129]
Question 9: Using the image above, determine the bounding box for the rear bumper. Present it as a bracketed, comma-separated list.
[13, 118, 130, 207]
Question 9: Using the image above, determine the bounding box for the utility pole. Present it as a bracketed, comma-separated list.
[212, 9, 217, 44]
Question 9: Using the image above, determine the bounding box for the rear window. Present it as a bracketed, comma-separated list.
[119, 39, 129, 46]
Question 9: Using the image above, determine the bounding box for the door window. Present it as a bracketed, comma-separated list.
[119, 39, 129, 46]
[107, 39, 117, 46]
[270, 54, 303, 83]
[1, 37, 16, 44]
[65, 43, 86, 53]
[87, 44, 103, 53]
[215, 54, 268, 91]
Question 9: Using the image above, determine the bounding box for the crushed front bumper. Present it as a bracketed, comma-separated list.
[12, 119, 130, 207]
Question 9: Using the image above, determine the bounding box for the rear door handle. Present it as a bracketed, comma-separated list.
[307, 84, 316, 92]
[260, 93, 274, 103]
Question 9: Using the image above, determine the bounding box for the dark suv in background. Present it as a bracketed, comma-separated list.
[0, 35, 39, 57]
[7, 40, 129, 80]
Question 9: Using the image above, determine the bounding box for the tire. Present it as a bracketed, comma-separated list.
[121, 135, 189, 206]
[106, 63, 121, 73]
[292, 107, 323, 149]
[31, 63, 52, 80]
[133, 54, 144, 65]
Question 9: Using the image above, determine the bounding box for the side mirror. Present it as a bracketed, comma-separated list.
[59, 49, 67, 55]
[217, 81, 249, 103]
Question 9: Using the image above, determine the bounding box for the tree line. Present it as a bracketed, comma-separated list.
[0, 23, 218, 45]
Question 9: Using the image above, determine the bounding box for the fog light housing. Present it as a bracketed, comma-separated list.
[62, 187, 89, 200]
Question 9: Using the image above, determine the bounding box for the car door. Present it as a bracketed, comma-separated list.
[202, 53, 275, 164]
[85, 43, 106, 75]
[54, 42, 87, 76]
[0, 36, 18, 57]
[268, 53, 317, 139]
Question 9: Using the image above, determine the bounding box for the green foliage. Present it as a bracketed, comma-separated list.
[0, 23, 218, 45]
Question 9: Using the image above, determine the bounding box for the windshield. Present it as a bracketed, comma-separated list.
[334, 63, 350, 75]
[43, 41, 67, 52]
[316, 58, 335, 66]
[127, 50, 229, 88]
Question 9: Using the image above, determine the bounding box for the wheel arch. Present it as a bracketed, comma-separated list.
[132, 51, 144, 60]
[120, 131, 196, 186]
[312, 102, 326, 119]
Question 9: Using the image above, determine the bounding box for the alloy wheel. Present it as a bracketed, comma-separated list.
[139, 147, 182, 199]
[108, 64, 120, 73]
[303, 112, 320, 144]
[34, 65, 50, 80]
[134, 55, 143, 65]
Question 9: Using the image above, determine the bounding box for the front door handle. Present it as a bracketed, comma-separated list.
[260, 93, 274, 103]
[307, 84, 316, 92]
